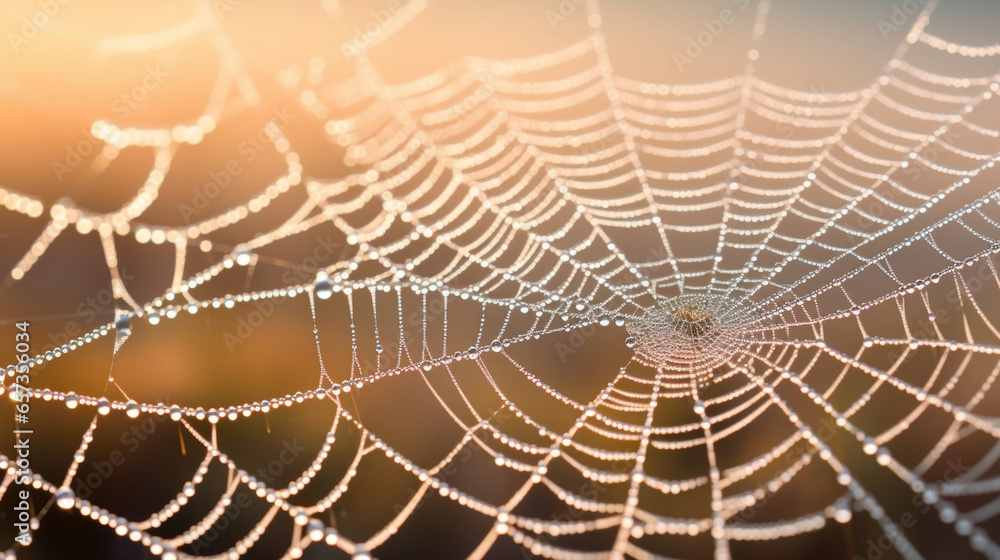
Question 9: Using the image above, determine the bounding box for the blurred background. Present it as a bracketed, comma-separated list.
[2, 0, 1000, 558]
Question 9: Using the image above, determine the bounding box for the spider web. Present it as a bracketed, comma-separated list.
[4, 0, 1000, 558]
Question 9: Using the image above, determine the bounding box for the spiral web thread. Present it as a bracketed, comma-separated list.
[5, 0, 1000, 558]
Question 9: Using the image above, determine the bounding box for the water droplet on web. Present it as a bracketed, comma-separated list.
[55, 488, 75, 510]
[7, 13, 998, 558]
[626, 295, 750, 378]
[234, 243, 253, 266]
[9, 384, 28, 402]
[315, 271, 333, 300]
[114, 303, 132, 355]
[126, 400, 141, 418]
[833, 503, 852, 523]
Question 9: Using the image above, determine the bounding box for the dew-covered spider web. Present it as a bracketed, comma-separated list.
[4, 0, 1000, 558]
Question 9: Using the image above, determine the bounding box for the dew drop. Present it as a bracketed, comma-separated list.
[315, 271, 333, 300]
[114, 305, 132, 354]
[126, 400, 141, 419]
[115, 311, 131, 332]
[55, 488, 75, 510]
[234, 244, 253, 266]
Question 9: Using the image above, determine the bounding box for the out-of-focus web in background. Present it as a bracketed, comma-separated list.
[4, 0, 1000, 558]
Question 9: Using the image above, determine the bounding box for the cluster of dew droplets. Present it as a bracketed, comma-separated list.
[626, 294, 753, 377]
[4, 0, 1000, 557]
[113, 303, 132, 355]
